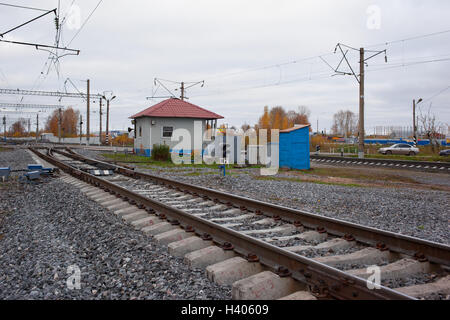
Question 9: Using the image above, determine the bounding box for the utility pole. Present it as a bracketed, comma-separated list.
[316, 119, 319, 134]
[2, 115, 5, 140]
[106, 98, 109, 145]
[180, 82, 185, 101]
[330, 43, 387, 159]
[413, 98, 422, 145]
[58, 108, 62, 143]
[358, 48, 365, 158]
[99, 98, 103, 145]
[27, 118, 31, 134]
[102, 93, 116, 146]
[79, 115, 83, 145]
[36, 113, 39, 143]
[413, 99, 416, 142]
[86, 79, 90, 145]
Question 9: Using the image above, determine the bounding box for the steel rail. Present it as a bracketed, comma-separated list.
[55, 148, 450, 267]
[30, 147, 414, 300]
[310, 154, 450, 171]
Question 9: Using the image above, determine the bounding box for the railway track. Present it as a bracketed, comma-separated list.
[310, 155, 450, 173]
[30, 147, 450, 300]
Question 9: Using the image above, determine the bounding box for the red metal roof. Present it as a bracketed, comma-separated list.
[130, 98, 224, 120]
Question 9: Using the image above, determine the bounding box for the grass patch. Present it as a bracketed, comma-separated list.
[102, 153, 262, 169]
[288, 167, 418, 184]
[255, 176, 365, 188]
[184, 171, 218, 176]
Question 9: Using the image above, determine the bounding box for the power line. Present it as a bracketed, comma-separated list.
[422, 85, 450, 104]
[192, 28, 450, 83]
[367, 28, 450, 48]
[148, 78, 204, 101]
[191, 54, 450, 99]
[366, 57, 450, 73]
[67, 0, 103, 46]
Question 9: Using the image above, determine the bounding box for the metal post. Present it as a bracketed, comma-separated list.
[358, 48, 365, 159]
[99, 98, 102, 145]
[79, 115, 83, 145]
[413, 99, 416, 144]
[180, 82, 185, 101]
[36, 113, 39, 142]
[86, 79, 90, 145]
[2, 115, 6, 139]
[58, 107, 62, 143]
[106, 99, 110, 144]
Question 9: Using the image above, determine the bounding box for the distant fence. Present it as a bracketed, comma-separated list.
[364, 139, 448, 146]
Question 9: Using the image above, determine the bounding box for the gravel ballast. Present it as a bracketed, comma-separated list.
[76, 148, 449, 244]
[134, 167, 450, 244]
[0, 150, 231, 300]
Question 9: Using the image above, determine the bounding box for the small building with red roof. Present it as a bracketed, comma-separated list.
[130, 98, 223, 156]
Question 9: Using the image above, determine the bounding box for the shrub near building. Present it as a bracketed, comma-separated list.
[151, 144, 170, 161]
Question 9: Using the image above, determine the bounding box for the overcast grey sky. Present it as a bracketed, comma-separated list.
[0, 0, 449, 134]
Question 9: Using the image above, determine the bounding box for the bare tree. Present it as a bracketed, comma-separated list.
[418, 103, 441, 152]
[331, 110, 357, 137]
[241, 123, 251, 132]
[298, 105, 311, 119]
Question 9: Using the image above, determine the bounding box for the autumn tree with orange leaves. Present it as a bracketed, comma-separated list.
[257, 105, 310, 130]
[255, 105, 311, 141]
[9, 119, 27, 137]
[45, 107, 80, 138]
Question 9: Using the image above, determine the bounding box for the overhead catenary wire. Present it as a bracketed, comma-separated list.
[421, 85, 450, 104]
[67, 0, 103, 46]
[191, 27, 450, 84]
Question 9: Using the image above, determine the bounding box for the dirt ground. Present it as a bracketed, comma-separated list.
[286, 163, 450, 192]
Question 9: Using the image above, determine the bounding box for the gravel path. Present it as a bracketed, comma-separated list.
[0, 150, 231, 300]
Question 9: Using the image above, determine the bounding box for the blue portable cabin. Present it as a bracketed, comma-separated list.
[279, 125, 311, 170]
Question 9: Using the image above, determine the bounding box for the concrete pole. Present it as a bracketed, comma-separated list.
[99, 98, 103, 145]
[86, 79, 90, 146]
[106, 99, 110, 144]
[413, 99, 416, 144]
[358, 47, 365, 159]
[36, 113, 39, 143]
[3, 116, 6, 139]
[79, 115, 82, 145]
[58, 107, 62, 144]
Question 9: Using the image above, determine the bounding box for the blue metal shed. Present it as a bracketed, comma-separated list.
[279, 125, 310, 170]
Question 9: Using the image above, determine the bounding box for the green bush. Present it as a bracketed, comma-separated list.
[151, 144, 170, 161]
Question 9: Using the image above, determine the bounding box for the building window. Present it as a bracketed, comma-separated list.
[162, 126, 173, 138]
[139, 126, 142, 137]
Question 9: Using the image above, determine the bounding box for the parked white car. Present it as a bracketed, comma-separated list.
[378, 144, 419, 156]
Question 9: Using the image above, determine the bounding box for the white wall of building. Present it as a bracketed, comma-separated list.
[134, 117, 209, 152]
